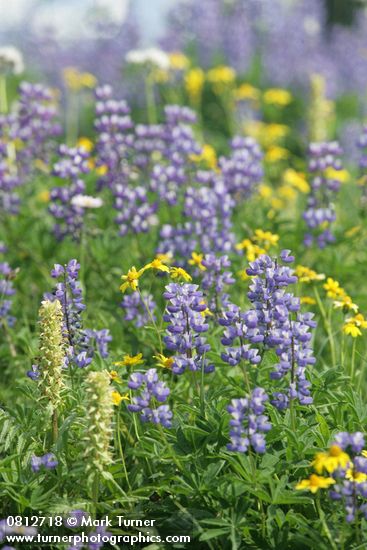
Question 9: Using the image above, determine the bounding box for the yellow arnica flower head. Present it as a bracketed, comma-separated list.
[313, 445, 350, 474]
[343, 313, 367, 338]
[346, 469, 367, 484]
[333, 295, 358, 313]
[300, 296, 316, 305]
[154, 353, 174, 370]
[265, 146, 289, 163]
[283, 169, 310, 193]
[207, 65, 236, 85]
[169, 52, 189, 71]
[188, 252, 206, 271]
[170, 266, 192, 282]
[109, 370, 122, 383]
[185, 68, 205, 101]
[263, 88, 292, 106]
[120, 266, 144, 293]
[143, 258, 170, 273]
[234, 83, 260, 102]
[112, 390, 129, 406]
[296, 474, 335, 493]
[323, 277, 345, 299]
[324, 167, 349, 183]
[114, 353, 144, 368]
[63, 67, 97, 91]
[253, 229, 279, 248]
[77, 137, 94, 152]
[295, 265, 325, 283]
[190, 144, 217, 169]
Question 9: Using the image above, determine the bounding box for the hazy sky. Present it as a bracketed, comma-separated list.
[0, 0, 176, 43]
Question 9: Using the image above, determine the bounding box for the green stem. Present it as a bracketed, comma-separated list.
[0, 74, 8, 113]
[144, 73, 157, 124]
[350, 338, 357, 381]
[116, 411, 132, 491]
[315, 493, 337, 550]
[313, 287, 337, 365]
[138, 288, 163, 354]
[66, 90, 79, 146]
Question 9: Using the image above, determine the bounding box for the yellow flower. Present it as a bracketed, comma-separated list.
[153, 353, 174, 370]
[109, 370, 122, 383]
[207, 65, 236, 85]
[77, 137, 94, 152]
[323, 277, 345, 299]
[283, 169, 310, 193]
[324, 167, 350, 183]
[143, 258, 170, 273]
[313, 445, 350, 474]
[295, 265, 325, 283]
[235, 239, 266, 262]
[263, 88, 292, 106]
[346, 469, 367, 484]
[188, 252, 206, 271]
[112, 390, 129, 406]
[349, 314, 367, 329]
[190, 144, 217, 169]
[300, 296, 316, 305]
[156, 252, 173, 265]
[343, 323, 362, 338]
[265, 146, 289, 163]
[120, 266, 144, 293]
[37, 190, 50, 203]
[258, 184, 273, 199]
[237, 269, 249, 281]
[296, 474, 335, 493]
[278, 185, 297, 200]
[253, 229, 279, 248]
[63, 67, 97, 91]
[333, 295, 359, 312]
[234, 83, 260, 102]
[170, 267, 192, 282]
[114, 353, 144, 367]
[169, 52, 189, 71]
[345, 226, 361, 238]
[185, 68, 205, 102]
[96, 164, 108, 176]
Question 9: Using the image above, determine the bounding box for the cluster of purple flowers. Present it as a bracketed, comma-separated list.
[201, 254, 235, 315]
[227, 388, 271, 453]
[31, 452, 58, 472]
[42, 259, 111, 368]
[16, 82, 60, 177]
[120, 291, 156, 328]
[329, 432, 367, 523]
[0, 245, 16, 328]
[163, 283, 214, 375]
[49, 144, 91, 241]
[303, 141, 343, 248]
[158, 171, 235, 262]
[127, 368, 172, 427]
[219, 136, 263, 199]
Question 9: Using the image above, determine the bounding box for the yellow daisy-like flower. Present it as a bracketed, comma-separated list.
[343, 323, 362, 338]
[263, 88, 292, 106]
[77, 137, 94, 152]
[169, 52, 189, 71]
[188, 252, 206, 271]
[96, 164, 108, 176]
[207, 65, 236, 85]
[283, 168, 310, 193]
[324, 167, 350, 183]
[112, 390, 129, 406]
[278, 184, 297, 201]
[114, 353, 144, 368]
[296, 474, 335, 493]
[323, 277, 345, 299]
[237, 269, 250, 281]
[234, 83, 260, 102]
[253, 229, 279, 248]
[333, 295, 359, 312]
[156, 252, 173, 265]
[143, 258, 170, 273]
[295, 265, 325, 283]
[63, 67, 97, 91]
[185, 68, 205, 102]
[313, 445, 351, 474]
[258, 184, 273, 199]
[190, 144, 217, 169]
[170, 267, 192, 282]
[265, 146, 289, 163]
[300, 296, 317, 305]
[109, 370, 122, 383]
[346, 469, 367, 484]
[153, 353, 174, 370]
[120, 266, 144, 293]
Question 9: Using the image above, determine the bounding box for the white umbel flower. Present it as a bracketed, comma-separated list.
[71, 194, 103, 209]
[125, 48, 170, 71]
[0, 46, 24, 75]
